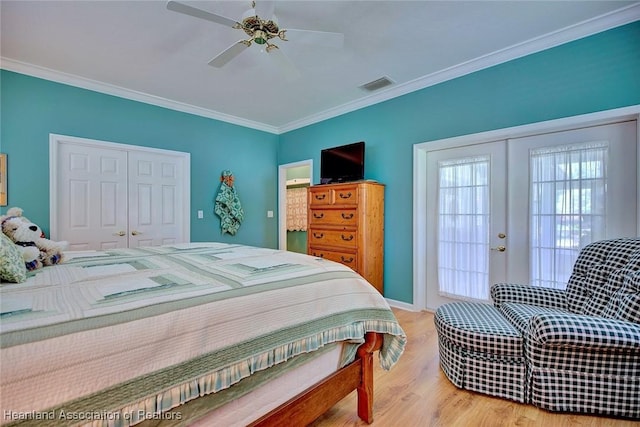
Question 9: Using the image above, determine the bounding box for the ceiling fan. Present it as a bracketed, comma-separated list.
[166, 0, 345, 70]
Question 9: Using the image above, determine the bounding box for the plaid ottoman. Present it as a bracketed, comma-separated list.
[434, 301, 527, 402]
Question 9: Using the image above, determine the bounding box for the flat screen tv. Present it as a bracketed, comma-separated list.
[320, 141, 365, 184]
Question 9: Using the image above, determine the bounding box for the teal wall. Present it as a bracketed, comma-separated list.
[1, 23, 638, 303]
[278, 22, 640, 303]
[0, 71, 280, 248]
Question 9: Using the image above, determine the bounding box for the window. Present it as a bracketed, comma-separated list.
[437, 156, 490, 300]
[530, 142, 609, 289]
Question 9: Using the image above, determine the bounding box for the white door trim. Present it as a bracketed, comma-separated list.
[49, 133, 191, 242]
[277, 159, 313, 250]
[413, 105, 640, 311]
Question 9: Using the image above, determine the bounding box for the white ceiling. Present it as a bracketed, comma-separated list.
[2, 1, 639, 134]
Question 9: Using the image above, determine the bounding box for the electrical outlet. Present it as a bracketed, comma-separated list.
[267, 210, 274, 218]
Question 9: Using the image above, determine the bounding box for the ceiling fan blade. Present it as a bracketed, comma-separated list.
[208, 41, 249, 68]
[283, 29, 344, 49]
[268, 47, 301, 79]
[255, 1, 276, 21]
[167, 1, 239, 28]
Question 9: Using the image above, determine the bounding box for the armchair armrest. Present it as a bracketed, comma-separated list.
[491, 283, 567, 310]
[529, 312, 640, 351]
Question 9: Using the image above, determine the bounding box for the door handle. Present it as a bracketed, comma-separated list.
[114, 231, 126, 237]
[131, 230, 143, 236]
[491, 245, 506, 252]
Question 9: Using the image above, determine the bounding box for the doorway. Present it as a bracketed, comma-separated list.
[278, 160, 313, 252]
[413, 107, 639, 311]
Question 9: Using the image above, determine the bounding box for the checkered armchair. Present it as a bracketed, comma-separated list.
[491, 238, 640, 418]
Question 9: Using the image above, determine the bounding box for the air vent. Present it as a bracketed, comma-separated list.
[359, 76, 395, 92]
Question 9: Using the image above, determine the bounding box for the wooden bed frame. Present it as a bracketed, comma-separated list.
[139, 332, 383, 426]
[250, 332, 383, 426]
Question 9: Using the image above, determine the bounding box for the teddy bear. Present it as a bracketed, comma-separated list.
[0, 207, 68, 271]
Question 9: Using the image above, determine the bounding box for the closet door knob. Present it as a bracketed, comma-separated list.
[114, 231, 126, 237]
[131, 230, 143, 236]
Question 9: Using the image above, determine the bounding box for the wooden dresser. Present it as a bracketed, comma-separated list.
[307, 181, 384, 293]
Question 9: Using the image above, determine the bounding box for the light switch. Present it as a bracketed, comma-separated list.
[267, 210, 274, 218]
[197, 210, 204, 219]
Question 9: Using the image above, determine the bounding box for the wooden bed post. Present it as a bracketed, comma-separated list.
[248, 332, 385, 427]
[357, 332, 382, 423]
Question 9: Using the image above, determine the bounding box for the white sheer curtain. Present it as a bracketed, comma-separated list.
[530, 141, 609, 289]
[437, 156, 490, 300]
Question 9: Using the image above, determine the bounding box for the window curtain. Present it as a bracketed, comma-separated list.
[530, 141, 609, 289]
[437, 156, 490, 300]
[286, 187, 308, 231]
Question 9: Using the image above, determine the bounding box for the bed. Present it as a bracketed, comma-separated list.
[0, 242, 406, 426]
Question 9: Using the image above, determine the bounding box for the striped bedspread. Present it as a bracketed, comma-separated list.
[0, 243, 405, 426]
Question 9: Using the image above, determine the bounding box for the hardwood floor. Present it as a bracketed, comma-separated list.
[310, 308, 637, 427]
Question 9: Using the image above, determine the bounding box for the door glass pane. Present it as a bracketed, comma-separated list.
[438, 156, 490, 300]
[530, 142, 609, 289]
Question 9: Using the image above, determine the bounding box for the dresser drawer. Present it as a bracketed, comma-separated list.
[308, 184, 359, 206]
[309, 208, 357, 226]
[309, 248, 357, 269]
[308, 228, 357, 248]
[309, 188, 332, 206]
[332, 186, 358, 205]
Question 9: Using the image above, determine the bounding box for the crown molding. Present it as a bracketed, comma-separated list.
[2, 3, 638, 135]
[278, 3, 640, 134]
[0, 58, 280, 134]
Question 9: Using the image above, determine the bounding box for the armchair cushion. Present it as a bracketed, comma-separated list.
[565, 238, 640, 317]
[528, 312, 640, 351]
[602, 255, 640, 323]
[497, 302, 568, 335]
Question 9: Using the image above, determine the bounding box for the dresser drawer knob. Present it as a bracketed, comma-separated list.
[313, 212, 324, 219]
[313, 252, 324, 258]
[313, 232, 324, 239]
[339, 192, 352, 199]
[341, 213, 354, 219]
[315, 194, 326, 200]
[341, 234, 354, 241]
[341, 256, 354, 263]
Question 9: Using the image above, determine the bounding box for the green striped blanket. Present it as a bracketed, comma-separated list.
[0, 243, 405, 426]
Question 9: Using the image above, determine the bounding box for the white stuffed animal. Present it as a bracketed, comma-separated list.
[0, 207, 68, 271]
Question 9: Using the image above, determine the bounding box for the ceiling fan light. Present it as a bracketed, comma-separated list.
[254, 29, 267, 44]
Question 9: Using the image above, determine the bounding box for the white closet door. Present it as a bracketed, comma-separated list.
[51, 135, 190, 250]
[128, 150, 185, 247]
[55, 141, 129, 250]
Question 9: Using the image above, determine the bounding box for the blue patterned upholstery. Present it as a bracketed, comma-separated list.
[435, 238, 640, 419]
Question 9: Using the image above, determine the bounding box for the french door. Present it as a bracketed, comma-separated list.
[425, 141, 507, 306]
[423, 120, 637, 309]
